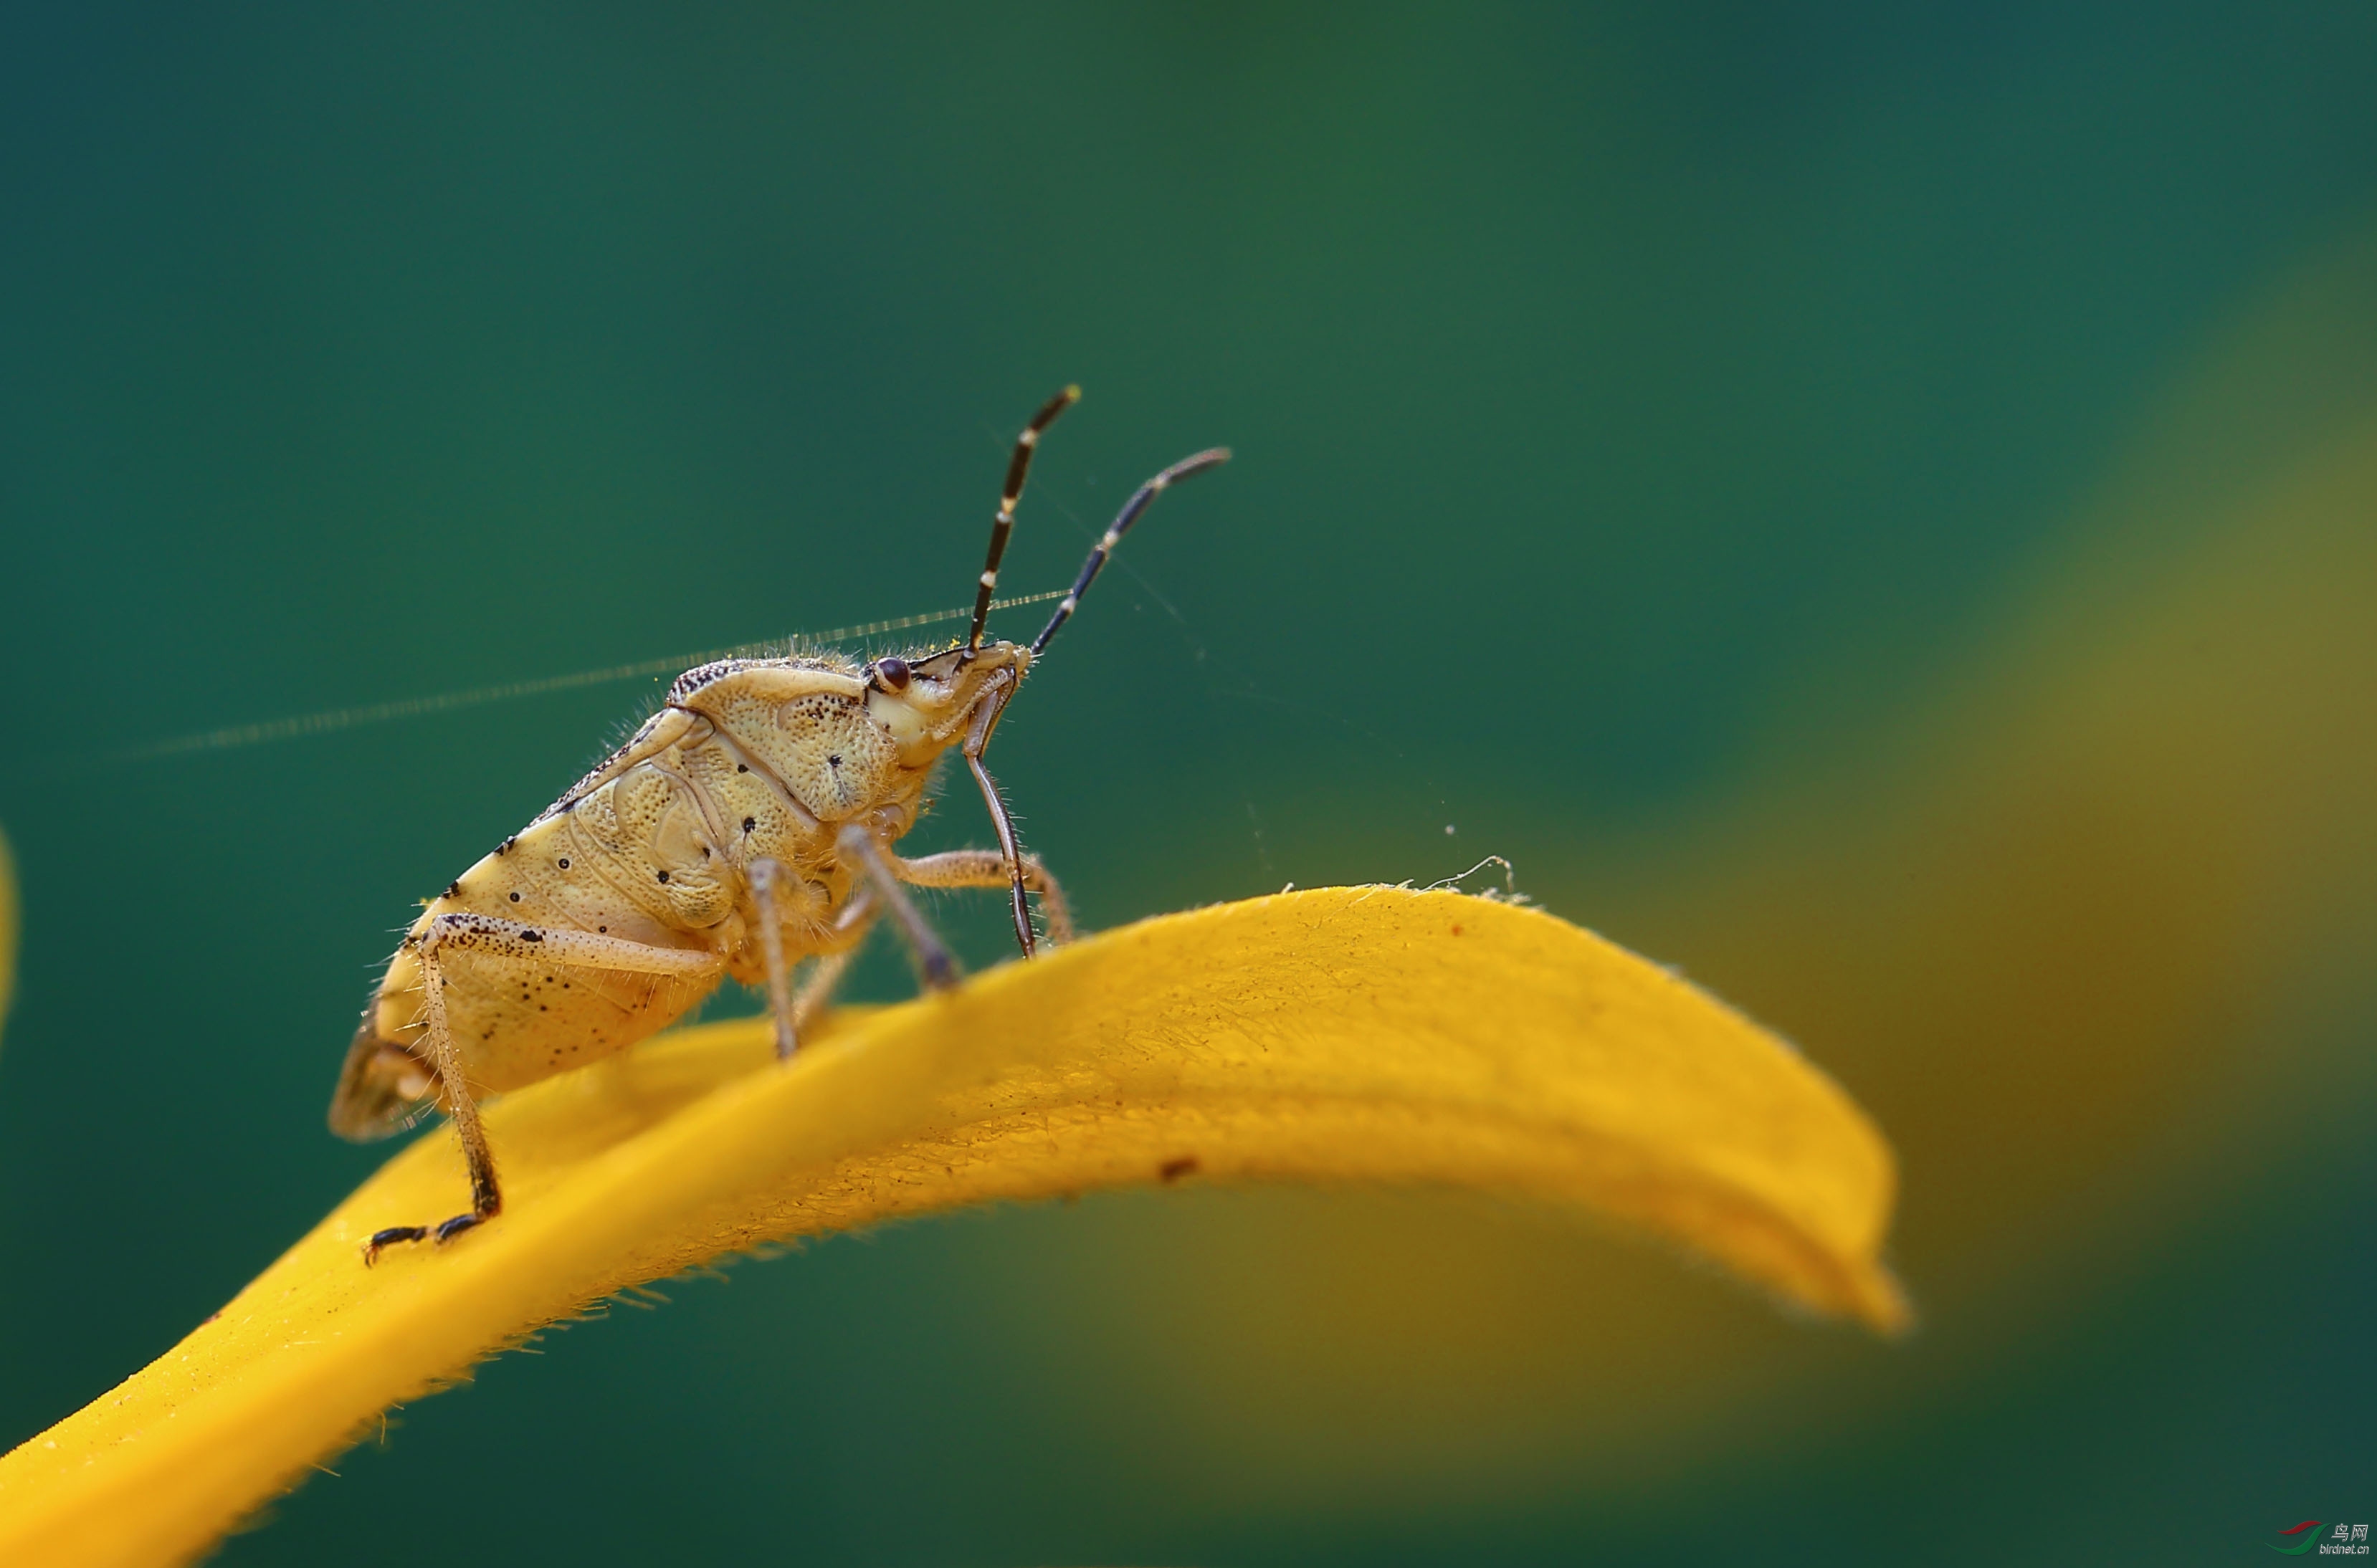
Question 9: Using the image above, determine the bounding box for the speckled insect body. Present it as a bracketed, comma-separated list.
[329, 388, 1228, 1261]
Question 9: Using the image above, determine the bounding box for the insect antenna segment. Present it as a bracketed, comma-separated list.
[966, 385, 1080, 657]
[1031, 446, 1232, 656]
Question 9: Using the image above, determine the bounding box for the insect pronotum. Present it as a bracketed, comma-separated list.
[330, 387, 1229, 1262]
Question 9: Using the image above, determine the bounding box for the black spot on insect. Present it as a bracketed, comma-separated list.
[498, 836, 517, 855]
[656, 870, 670, 884]
[445, 881, 462, 899]
[736, 763, 749, 773]
[743, 817, 756, 834]
[828, 754, 842, 768]
[523, 929, 543, 942]
[558, 858, 571, 870]
[509, 891, 522, 903]
[598, 925, 608, 934]
[1159, 1156, 1200, 1183]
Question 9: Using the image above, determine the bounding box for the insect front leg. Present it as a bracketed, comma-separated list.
[895, 849, 1075, 945]
[836, 823, 962, 991]
[363, 914, 725, 1265]
[956, 671, 1039, 957]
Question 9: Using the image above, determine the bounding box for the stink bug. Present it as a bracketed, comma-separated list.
[328, 388, 1228, 1261]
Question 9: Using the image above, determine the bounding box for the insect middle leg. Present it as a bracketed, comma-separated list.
[748, 859, 875, 1060]
[837, 823, 963, 991]
[896, 849, 1075, 945]
[747, 859, 802, 1059]
[363, 914, 725, 1264]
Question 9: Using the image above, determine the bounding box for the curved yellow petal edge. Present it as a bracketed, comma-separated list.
[0, 886, 1904, 1567]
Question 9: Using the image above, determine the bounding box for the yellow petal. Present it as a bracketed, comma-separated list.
[1079, 230, 2377, 1504]
[0, 886, 1901, 1567]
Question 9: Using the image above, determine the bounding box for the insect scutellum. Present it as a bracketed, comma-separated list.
[331, 388, 1229, 1264]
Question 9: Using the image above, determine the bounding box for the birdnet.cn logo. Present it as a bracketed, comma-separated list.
[2269, 1521, 2369, 1555]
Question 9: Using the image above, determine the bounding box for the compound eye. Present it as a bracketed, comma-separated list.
[873, 656, 912, 692]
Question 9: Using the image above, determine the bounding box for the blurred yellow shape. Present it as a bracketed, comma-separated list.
[0, 886, 1898, 1568]
[1002, 229, 2377, 1512]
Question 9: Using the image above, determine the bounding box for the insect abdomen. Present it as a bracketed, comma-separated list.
[345, 808, 718, 1106]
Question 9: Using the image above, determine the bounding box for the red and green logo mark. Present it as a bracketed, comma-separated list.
[2272, 1523, 2328, 1555]
[2272, 1520, 2367, 1558]
[2272, 1520, 2373, 1555]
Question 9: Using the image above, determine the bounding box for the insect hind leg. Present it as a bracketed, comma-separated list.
[362, 913, 725, 1265]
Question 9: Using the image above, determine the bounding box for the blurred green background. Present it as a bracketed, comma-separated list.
[3, 4, 2374, 1563]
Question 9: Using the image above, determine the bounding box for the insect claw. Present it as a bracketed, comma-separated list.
[363, 1225, 430, 1266]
